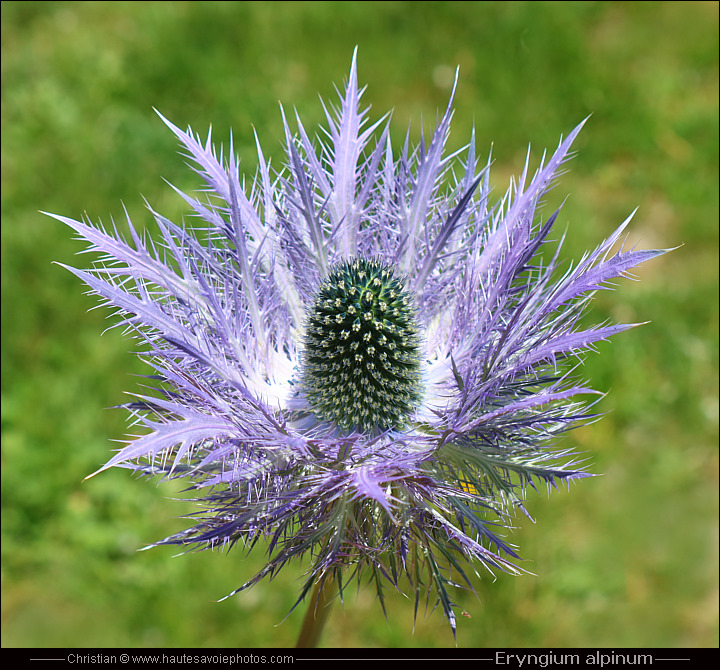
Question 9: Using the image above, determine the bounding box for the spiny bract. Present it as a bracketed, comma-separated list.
[50, 51, 665, 637]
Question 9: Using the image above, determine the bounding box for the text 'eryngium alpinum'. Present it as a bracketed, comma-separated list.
[50, 52, 665, 637]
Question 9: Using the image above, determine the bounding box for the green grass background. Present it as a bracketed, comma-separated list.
[2, 0, 717, 649]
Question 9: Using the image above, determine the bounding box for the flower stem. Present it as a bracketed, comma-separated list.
[295, 577, 335, 648]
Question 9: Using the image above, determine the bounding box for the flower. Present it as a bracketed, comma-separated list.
[49, 51, 665, 637]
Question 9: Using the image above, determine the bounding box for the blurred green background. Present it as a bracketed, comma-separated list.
[1, 0, 717, 649]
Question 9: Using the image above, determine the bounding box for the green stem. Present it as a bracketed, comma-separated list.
[295, 577, 335, 648]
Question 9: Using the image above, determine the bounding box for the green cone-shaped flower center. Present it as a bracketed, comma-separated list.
[302, 258, 423, 432]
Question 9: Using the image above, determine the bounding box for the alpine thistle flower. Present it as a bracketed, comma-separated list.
[50, 52, 665, 638]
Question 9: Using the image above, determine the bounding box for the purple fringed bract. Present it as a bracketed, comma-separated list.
[49, 51, 666, 636]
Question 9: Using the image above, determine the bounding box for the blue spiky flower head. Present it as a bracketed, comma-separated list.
[50, 51, 666, 637]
